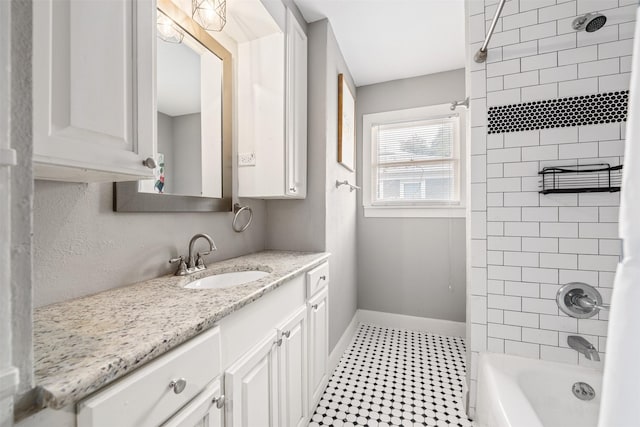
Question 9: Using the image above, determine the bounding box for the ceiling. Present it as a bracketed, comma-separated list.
[293, 0, 466, 87]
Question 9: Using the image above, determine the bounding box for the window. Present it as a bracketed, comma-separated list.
[363, 104, 466, 218]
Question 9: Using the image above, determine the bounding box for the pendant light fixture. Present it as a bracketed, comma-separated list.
[157, 10, 184, 44]
[192, 0, 226, 32]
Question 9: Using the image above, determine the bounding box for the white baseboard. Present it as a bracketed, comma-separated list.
[357, 309, 466, 337]
[329, 311, 359, 375]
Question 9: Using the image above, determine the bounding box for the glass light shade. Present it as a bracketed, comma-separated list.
[157, 11, 184, 44]
[192, 0, 226, 32]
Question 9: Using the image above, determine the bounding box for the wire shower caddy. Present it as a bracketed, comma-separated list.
[538, 163, 623, 194]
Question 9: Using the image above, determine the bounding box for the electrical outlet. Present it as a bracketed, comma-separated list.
[238, 152, 256, 166]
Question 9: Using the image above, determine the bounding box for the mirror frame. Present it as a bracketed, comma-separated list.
[114, 0, 232, 213]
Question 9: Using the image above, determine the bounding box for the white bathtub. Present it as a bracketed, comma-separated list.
[475, 353, 602, 427]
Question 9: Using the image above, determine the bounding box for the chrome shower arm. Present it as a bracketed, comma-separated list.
[474, 0, 506, 63]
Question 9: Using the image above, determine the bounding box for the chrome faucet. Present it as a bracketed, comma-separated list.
[169, 233, 217, 276]
[188, 233, 216, 269]
[567, 335, 600, 361]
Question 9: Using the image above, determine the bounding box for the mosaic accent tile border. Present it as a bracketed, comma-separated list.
[488, 90, 628, 134]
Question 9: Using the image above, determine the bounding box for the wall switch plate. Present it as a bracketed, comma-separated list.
[238, 152, 256, 166]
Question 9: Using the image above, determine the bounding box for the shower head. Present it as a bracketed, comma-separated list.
[572, 13, 607, 32]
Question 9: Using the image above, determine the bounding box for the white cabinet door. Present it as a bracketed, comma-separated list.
[236, 32, 286, 199]
[284, 8, 307, 198]
[162, 378, 224, 427]
[277, 306, 308, 427]
[237, 6, 307, 199]
[307, 287, 329, 411]
[225, 332, 279, 427]
[33, 0, 155, 182]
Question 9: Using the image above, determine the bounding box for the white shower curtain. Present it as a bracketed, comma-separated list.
[598, 5, 640, 427]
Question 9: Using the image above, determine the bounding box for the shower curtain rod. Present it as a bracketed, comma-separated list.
[474, 0, 507, 63]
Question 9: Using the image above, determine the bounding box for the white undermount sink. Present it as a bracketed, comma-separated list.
[184, 270, 270, 290]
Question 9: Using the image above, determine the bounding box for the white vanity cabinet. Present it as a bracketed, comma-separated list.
[32, 0, 155, 182]
[29, 259, 330, 427]
[307, 275, 329, 411]
[224, 306, 308, 427]
[223, 261, 329, 426]
[237, 7, 307, 199]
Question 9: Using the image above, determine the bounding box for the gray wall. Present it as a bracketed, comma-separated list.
[323, 22, 358, 352]
[172, 113, 203, 196]
[157, 112, 205, 196]
[356, 69, 467, 322]
[11, 0, 34, 398]
[266, 19, 358, 352]
[33, 182, 266, 307]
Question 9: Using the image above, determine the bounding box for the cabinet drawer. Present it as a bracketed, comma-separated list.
[77, 327, 221, 427]
[306, 262, 329, 297]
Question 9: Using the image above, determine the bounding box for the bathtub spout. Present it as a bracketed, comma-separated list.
[568, 335, 600, 361]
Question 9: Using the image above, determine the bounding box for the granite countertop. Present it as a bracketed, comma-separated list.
[33, 250, 329, 410]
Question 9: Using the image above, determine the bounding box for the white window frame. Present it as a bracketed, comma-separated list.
[363, 103, 467, 218]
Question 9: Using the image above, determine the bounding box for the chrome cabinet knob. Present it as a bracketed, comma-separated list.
[289, 186, 297, 192]
[169, 378, 187, 394]
[311, 304, 318, 310]
[282, 330, 291, 339]
[320, 275, 326, 281]
[143, 157, 157, 169]
[212, 394, 225, 409]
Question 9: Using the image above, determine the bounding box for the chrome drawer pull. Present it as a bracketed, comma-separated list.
[169, 378, 187, 394]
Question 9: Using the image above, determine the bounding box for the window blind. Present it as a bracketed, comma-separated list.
[372, 117, 459, 205]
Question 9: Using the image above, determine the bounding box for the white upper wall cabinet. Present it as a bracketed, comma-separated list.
[285, 8, 308, 199]
[237, 7, 307, 199]
[33, 0, 155, 182]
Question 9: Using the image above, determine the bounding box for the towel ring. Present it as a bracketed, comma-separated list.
[232, 203, 253, 232]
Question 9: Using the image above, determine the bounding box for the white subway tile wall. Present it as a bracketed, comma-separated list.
[467, 0, 632, 415]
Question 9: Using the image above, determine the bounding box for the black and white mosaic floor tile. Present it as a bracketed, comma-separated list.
[310, 324, 473, 427]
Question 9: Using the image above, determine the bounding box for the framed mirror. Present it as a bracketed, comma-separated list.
[114, 0, 232, 212]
